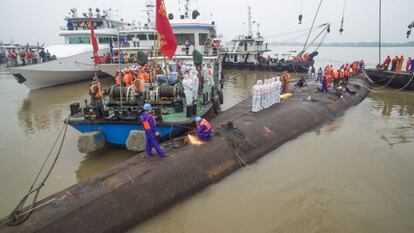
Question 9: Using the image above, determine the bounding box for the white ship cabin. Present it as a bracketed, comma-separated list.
[53, 8, 128, 58]
[170, 18, 218, 57]
[224, 34, 270, 64]
[116, 29, 157, 52]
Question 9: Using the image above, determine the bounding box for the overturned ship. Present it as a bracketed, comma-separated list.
[0, 77, 369, 233]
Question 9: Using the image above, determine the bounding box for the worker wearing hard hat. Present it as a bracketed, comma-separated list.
[193, 116, 212, 141]
[141, 103, 166, 158]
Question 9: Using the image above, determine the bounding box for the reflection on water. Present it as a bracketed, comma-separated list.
[369, 91, 414, 147]
[370, 91, 414, 117]
[76, 148, 135, 181]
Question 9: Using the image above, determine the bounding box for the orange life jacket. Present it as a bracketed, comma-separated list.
[143, 114, 156, 131]
[333, 71, 339, 79]
[197, 119, 212, 134]
[123, 72, 133, 86]
[89, 82, 102, 98]
[339, 70, 345, 78]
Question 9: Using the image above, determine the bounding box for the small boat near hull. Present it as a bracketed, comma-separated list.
[365, 69, 414, 90]
[68, 102, 217, 147]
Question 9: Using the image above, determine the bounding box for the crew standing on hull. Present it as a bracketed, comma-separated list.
[141, 104, 166, 158]
[194, 116, 212, 141]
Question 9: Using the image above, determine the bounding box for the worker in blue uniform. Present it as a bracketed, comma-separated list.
[194, 116, 212, 141]
[141, 103, 166, 158]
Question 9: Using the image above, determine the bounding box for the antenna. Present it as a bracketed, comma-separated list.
[247, 6, 253, 37]
[184, 0, 190, 19]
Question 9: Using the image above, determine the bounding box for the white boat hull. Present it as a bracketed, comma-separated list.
[8, 49, 108, 90]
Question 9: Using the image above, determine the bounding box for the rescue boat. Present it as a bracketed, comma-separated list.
[66, 0, 224, 151]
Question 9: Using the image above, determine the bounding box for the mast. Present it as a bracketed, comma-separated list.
[247, 6, 253, 37]
[379, 0, 382, 66]
[184, 0, 190, 19]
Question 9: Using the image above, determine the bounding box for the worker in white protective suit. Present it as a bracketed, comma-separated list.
[271, 77, 277, 106]
[261, 79, 267, 109]
[202, 64, 214, 86]
[191, 69, 199, 103]
[275, 76, 282, 104]
[266, 79, 272, 108]
[252, 80, 262, 112]
[182, 72, 194, 106]
[260, 80, 267, 109]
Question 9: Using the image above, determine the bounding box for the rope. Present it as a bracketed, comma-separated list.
[1, 123, 68, 226]
[396, 72, 414, 91]
[303, 0, 324, 52]
[230, 147, 249, 168]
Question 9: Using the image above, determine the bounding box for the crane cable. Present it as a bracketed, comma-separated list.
[340, 0, 346, 34]
[302, 0, 324, 53]
[298, 0, 304, 24]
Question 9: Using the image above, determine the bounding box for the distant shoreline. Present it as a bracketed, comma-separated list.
[269, 42, 414, 48]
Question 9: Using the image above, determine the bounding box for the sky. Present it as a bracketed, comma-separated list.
[0, 0, 413, 46]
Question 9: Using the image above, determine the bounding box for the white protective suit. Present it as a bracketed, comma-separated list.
[202, 66, 214, 86]
[263, 79, 269, 109]
[191, 69, 199, 103]
[252, 80, 262, 112]
[275, 76, 282, 103]
[260, 80, 266, 109]
[182, 73, 194, 106]
[271, 77, 277, 106]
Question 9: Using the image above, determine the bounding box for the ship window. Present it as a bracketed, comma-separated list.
[98, 37, 110, 43]
[137, 34, 148, 40]
[68, 36, 91, 44]
[199, 33, 208, 45]
[256, 41, 263, 46]
[239, 42, 244, 46]
[148, 34, 157, 40]
[175, 33, 195, 45]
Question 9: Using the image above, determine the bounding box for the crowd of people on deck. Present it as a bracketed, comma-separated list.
[89, 60, 215, 108]
[97, 51, 142, 64]
[381, 55, 414, 72]
[7, 48, 53, 67]
[251, 71, 292, 112]
[258, 52, 313, 65]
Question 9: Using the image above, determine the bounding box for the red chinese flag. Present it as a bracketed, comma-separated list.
[89, 19, 99, 65]
[156, 0, 177, 58]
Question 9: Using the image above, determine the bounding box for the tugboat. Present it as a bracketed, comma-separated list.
[222, 7, 318, 73]
[66, 0, 224, 152]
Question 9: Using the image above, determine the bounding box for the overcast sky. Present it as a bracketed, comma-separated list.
[0, 0, 412, 46]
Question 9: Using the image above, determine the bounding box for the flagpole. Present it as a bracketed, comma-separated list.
[118, 28, 123, 108]
[153, 32, 160, 82]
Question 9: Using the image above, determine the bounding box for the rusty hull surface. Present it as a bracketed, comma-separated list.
[0, 78, 369, 233]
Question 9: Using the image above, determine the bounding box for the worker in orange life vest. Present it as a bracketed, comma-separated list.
[194, 116, 212, 141]
[141, 103, 166, 158]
